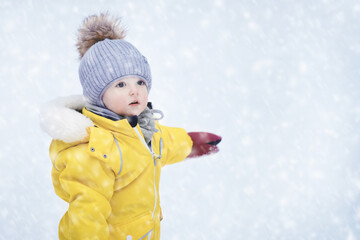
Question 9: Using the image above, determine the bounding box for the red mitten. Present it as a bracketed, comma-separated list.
[187, 132, 222, 158]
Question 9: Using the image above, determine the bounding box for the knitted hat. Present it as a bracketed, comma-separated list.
[76, 13, 152, 107]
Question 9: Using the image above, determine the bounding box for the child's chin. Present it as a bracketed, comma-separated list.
[124, 110, 141, 117]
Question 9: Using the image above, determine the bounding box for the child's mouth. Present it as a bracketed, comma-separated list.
[129, 101, 139, 105]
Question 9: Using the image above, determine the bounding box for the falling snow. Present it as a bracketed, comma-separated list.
[0, 0, 360, 239]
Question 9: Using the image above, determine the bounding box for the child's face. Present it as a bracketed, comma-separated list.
[102, 76, 148, 117]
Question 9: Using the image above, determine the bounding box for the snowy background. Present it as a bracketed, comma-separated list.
[1, 0, 360, 239]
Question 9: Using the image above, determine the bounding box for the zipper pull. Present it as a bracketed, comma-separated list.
[153, 138, 163, 166]
[152, 152, 158, 166]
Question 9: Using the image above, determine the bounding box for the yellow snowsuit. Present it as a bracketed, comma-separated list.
[49, 108, 193, 240]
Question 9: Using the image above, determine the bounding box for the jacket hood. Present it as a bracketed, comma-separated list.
[39, 95, 93, 143]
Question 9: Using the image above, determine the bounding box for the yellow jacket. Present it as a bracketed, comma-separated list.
[49, 107, 193, 240]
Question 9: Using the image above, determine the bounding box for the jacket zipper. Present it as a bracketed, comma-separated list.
[133, 127, 159, 223]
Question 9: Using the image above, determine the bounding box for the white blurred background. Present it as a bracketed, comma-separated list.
[1, 0, 360, 239]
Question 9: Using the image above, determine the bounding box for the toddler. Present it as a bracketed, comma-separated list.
[40, 13, 221, 240]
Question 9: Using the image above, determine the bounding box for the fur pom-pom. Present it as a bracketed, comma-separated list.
[76, 12, 126, 58]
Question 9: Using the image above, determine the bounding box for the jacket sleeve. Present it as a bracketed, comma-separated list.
[58, 144, 115, 240]
[158, 124, 193, 166]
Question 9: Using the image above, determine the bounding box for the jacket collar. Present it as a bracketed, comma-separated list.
[40, 95, 162, 143]
[40, 95, 146, 143]
[82, 108, 138, 138]
[39, 95, 93, 143]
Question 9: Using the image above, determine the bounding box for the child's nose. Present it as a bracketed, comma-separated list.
[129, 85, 138, 95]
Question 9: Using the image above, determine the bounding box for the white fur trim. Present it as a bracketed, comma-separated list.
[39, 95, 93, 143]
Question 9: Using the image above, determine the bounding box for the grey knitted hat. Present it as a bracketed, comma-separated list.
[76, 13, 151, 107]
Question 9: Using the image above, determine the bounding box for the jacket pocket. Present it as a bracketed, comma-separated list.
[110, 212, 154, 240]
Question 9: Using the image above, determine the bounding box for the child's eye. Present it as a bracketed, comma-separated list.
[116, 82, 125, 88]
[137, 80, 146, 86]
